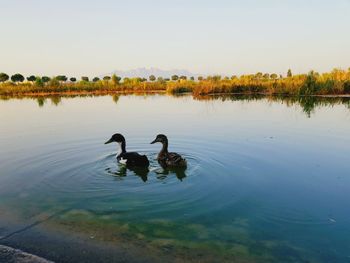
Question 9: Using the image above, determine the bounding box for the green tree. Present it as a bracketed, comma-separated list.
[0, 73, 9, 82]
[103, 76, 111, 81]
[42, 76, 50, 83]
[231, 75, 237, 80]
[149, 75, 156, 81]
[300, 71, 318, 95]
[11, 74, 25, 83]
[112, 74, 121, 85]
[27, 75, 36, 82]
[270, 73, 278, 80]
[81, 76, 89, 82]
[263, 73, 270, 79]
[70, 77, 76, 82]
[35, 77, 44, 87]
[93, 77, 100, 82]
[198, 76, 203, 81]
[179, 75, 187, 80]
[190, 76, 195, 81]
[287, 69, 292, 77]
[171, 75, 179, 81]
[56, 75, 67, 82]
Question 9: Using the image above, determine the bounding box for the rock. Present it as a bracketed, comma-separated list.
[0, 245, 53, 263]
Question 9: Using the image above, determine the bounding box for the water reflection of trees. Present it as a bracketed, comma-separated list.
[1, 94, 349, 117]
[194, 94, 350, 117]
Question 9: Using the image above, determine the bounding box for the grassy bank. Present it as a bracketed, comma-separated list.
[1, 68, 350, 96]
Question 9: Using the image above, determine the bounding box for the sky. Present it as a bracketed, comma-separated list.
[1, 0, 350, 77]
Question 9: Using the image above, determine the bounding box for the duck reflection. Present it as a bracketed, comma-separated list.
[107, 165, 149, 182]
[155, 166, 187, 181]
[106, 164, 187, 182]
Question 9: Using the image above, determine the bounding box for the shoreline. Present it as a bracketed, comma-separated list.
[1, 91, 350, 98]
[0, 245, 53, 263]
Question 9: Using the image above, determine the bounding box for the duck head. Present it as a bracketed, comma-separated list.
[105, 133, 125, 144]
[150, 134, 168, 144]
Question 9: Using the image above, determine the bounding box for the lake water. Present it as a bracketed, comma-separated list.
[0, 94, 350, 263]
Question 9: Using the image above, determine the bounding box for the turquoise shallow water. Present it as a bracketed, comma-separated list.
[0, 95, 350, 262]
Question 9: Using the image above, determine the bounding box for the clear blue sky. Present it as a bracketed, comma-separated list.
[1, 0, 349, 77]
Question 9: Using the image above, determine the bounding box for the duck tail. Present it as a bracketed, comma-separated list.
[142, 155, 150, 167]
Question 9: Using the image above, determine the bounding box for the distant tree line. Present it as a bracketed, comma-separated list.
[0, 71, 291, 84]
[1, 68, 350, 96]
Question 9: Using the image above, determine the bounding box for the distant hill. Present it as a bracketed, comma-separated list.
[104, 68, 198, 78]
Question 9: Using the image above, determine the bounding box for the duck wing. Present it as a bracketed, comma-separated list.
[166, 152, 187, 167]
[118, 152, 149, 167]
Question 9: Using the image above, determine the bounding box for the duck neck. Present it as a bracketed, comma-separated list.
[118, 141, 126, 155]
[160, 141, 168, 155]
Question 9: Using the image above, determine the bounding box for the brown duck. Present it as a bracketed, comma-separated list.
[150, 134, 187, 168]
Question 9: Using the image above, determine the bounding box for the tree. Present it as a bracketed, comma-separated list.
[81, 76, 89, 82]
[263, 73, 270, 79]
[270, 73, 278, 80]
[255, 72, 263, 79]
[11, 74, 25, 83]
[35, 77, 44, 87]
[56, 75, 67, 82]
[0, 73, 9, 82]
[179, 75, 187, 80]
[231, 75, 237, 80]
[157, 77, 166, 83]
[27, 75, 36, 82]
[190, 76, 195, 81]
[42, 76, 50, 83]
[70, 77, 76, 82]
[48, 78, 60, 87]
[112, 74, 121, 85]
[93, 77, 100, 82]
[287, 69, 292, 77]
[103, 76, 111, 81]
[149, 75, 156, 81]
[171, 75, 179, 81]
[212, 75, 221, 82]
[198, 76, 203, 81]
[300, 71, 318, 95]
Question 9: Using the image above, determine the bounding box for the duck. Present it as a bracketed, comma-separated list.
[105, 133, 149, 167]
[150, 134, 187, 168]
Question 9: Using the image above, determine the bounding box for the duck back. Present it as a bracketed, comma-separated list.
[118, 152, 149, 167]
[158, 152, 187, 168]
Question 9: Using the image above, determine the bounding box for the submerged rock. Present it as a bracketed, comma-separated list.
[0, 245, 53, 263]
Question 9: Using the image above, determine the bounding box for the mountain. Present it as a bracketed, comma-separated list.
[105, 68, 198, 79]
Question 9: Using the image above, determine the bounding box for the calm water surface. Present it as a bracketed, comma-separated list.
[0, 95, 350, 262]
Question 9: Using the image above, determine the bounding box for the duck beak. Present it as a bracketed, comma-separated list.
[104, 138, 114, 144]
[150, 138, 157, 144]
